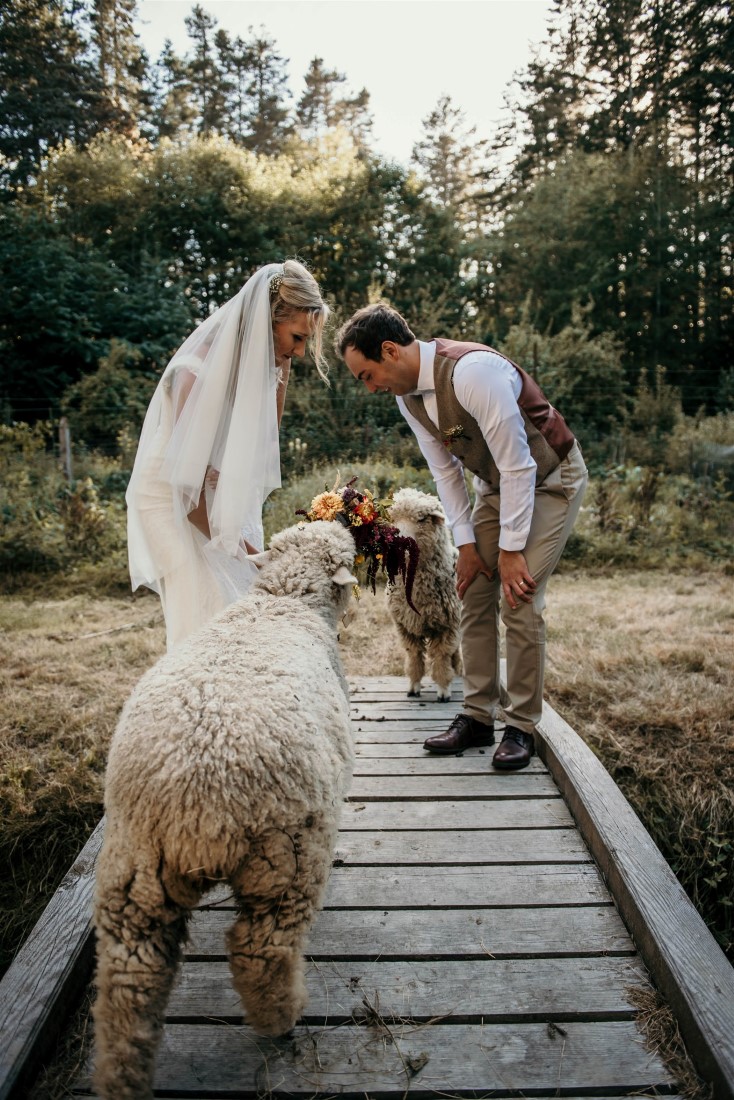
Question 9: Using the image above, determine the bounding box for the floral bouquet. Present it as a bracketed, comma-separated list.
[296, 477, 420, 612]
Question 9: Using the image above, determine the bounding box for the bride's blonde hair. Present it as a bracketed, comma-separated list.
[271, 259, 330, 379]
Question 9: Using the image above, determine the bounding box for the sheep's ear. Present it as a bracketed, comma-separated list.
[430, 513, 445, 525]
[332, 565, 358, 586]
[248, 550, 272, 567]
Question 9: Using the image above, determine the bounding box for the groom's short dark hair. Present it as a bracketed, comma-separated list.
[336, 303, 415, 362]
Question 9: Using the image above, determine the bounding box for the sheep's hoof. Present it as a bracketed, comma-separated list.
[251, 1014, 301, 1039]
[437, 694, 451, 703]
[407, 689, 421, 698]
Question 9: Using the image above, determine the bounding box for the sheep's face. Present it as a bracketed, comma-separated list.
[254, 521, 357, 619]
[388, 488, 446, 542]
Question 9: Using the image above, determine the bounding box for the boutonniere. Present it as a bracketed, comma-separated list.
[442, 424, 466, 447]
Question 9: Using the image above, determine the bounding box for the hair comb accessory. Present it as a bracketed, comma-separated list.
[269, 272, 283, 296]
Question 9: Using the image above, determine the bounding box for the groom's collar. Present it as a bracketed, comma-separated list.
[413, 340, 437, 394]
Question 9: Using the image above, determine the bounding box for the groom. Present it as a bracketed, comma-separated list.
[336, 303, 587, 770]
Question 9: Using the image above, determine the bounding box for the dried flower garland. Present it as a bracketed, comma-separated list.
[297, 477, 420, 612]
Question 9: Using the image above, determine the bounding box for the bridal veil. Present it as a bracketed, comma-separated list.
[126, 263, 284, 650]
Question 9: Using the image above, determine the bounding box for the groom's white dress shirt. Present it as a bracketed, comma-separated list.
[397, 340, 538, 552]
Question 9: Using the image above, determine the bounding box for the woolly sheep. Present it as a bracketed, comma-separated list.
[92, 520, 357, 1100]
[386, 487, 462, 702]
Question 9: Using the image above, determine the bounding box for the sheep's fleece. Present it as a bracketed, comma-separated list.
[92, 520, 356, 1100]
[387, 487, 462, 701]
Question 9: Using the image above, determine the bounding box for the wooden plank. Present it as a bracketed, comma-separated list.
[76, 1093, 687, 1100]
[166, 956, 648, 1021]
[348, 773, 559, 798]
[187, 905, 635, 959]
[349, 675, 463, 692]
[352, 704, 471, 720]
[323, 864, 609, 909]
[72, 1021, 674, 1094]
[340, 797, 573, 829]
[351, 723, 468, 740]
[537, 701, 734, 1099]
[332, 828, 591, 865]
[353, 751, 547, 772]
[349, 677, 462, 690]
[0, 821, 103, 1100]
[350, 689, 465, 703]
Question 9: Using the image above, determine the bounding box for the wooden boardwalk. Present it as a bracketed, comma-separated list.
[3, 677, 734, 1098]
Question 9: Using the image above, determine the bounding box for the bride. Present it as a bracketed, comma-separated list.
[126, 260, 329, 651]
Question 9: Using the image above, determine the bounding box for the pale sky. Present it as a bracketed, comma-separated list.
[134, 0, 554, 164]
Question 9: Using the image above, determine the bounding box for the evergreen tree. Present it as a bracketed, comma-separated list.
[583, 0, 646, 149]
[296, 57, 372, 145]
[411, 94, 488, 217]
[89, 0, 150, 135]
[150, 39, 197, 140]
[213, 30, 248, 143]
[0, 0, 105, 187]
[184, 3, 229, 135]
[234, 29, 294, 152]
[494, 0, 732, 409]
[497, 4, 590, 188]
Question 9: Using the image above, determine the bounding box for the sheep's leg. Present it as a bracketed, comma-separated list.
[427, 634, 460, 702]
[396, 623, 425, 696]
[227, 822, 335, 1037]
[93, 850, 190, 1100]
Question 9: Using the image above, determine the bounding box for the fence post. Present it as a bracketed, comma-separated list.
[59, 417, 73, 484]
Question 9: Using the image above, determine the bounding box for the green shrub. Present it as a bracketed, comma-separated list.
[61, 341, 158, 452]
[665, 411, 734, 485]
[0, 423, 128, 590]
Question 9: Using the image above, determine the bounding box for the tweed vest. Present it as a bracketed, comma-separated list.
[403, 339, 575, 490]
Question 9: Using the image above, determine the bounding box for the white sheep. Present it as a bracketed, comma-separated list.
[386, 487, 462, 702]
[92, 520, 357, 1100]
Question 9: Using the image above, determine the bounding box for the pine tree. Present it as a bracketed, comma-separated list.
[214, 30, 250, 144]
[150, 39, 197, 140]
[411, 95, 488, 218]
[296, 56, 372, 145]
[0, 0, 105, 186]
[89, 0, 150, 135]
[184, 3, 228, 135]
[235, 29, 292, 152]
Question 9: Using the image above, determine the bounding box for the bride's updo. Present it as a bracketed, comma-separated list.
[270, 259, 330, 377]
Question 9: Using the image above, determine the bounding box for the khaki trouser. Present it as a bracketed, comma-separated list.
[461, 442, 588, 733]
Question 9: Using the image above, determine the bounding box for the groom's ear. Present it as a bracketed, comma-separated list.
[381, 340, 400, 362]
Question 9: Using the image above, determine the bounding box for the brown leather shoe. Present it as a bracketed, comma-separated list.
[423, 713, 495, 754]
[492, 726, 535, 770]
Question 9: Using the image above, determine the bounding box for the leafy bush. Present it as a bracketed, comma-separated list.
[61, 340, 159, 452]
[502, 300, 628, 441]
[566, 460, 734, 571]
[665, 411, 734, 485]
[0, 423, 128, 589]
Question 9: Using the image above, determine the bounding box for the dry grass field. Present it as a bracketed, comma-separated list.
[1, 568, 733, 979]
